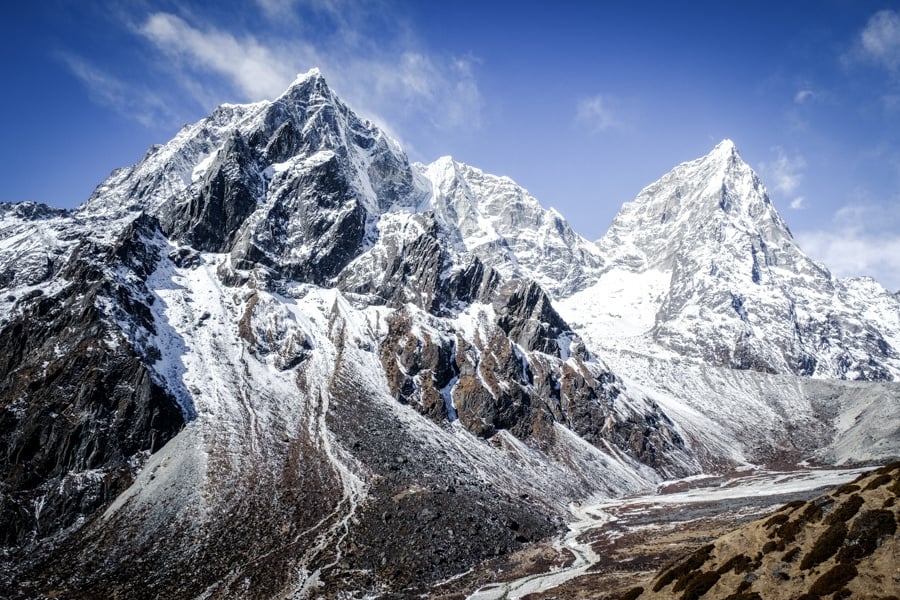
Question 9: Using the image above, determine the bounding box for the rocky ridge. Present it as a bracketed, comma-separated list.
[420, 156, 605, 297]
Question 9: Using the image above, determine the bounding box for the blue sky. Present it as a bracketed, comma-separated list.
[2, 1, 900, 289]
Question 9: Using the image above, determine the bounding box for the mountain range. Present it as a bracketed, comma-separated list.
[1, 69, 898, 599]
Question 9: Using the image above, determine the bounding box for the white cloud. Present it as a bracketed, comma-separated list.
[360, 53, 482, 131]
[859, 10, 900, 72]
[575, 95, 619, 134]
[794, 89, 815, 104]
[138, 13, 302, 100]
[57, 52, 174, 127]
[796, 202, 900, 291]
[797, 230, 900, 291]
[790, 196, 806, 210]
[760, 146, 806, 195]
[844, 10, 900, 74]
[130, 8, 481, 146]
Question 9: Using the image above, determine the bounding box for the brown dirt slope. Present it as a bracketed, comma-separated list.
[631, 463, 900, 600]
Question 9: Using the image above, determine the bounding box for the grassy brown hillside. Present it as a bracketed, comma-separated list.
[627, 463, 900, 600]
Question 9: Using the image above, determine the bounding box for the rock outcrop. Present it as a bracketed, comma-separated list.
[0, 216, 184, 550]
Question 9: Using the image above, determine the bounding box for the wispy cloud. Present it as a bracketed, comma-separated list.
[790, 196, 806, 210]
[255, 0, 300, 21]
[844, 9, 900, 73]
[360, 53, 482, 131]
[796, 201, 900, 291]
[126, 5, 481, 149]
[575, 94, 620, 134]
[57, 52, 174, 127]
[138, 13, 303, 100]
[859, 10, 900, 72]
[794, 89, 815, 104]
[760, 146, 806, 196]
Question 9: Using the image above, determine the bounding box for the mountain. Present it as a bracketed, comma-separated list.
[559, 139, 900, 380]
[419, 156, 604, 297]
[1, 70, 693, 599]
[0, 69, 897, 598]
[556, 141, 900, 468]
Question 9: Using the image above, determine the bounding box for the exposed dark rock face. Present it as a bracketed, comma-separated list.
[159, 131, 264, 253]
[449, 326, 550, 440]
[0, 202, 73, 291]
[378, 276, 689, 475]
[445, 256, 502, 307]
[493, 279, 570, 354]
[0, 201, 69, 221]
[9, 421, 343, 600]
[0, 218, 184, 551]
[255, 72, 417, 214]
[338, 214, 451, 311]
[337, 212, 501, 313]
[379, 310, 457, 423]
[230, 152, 368, 285]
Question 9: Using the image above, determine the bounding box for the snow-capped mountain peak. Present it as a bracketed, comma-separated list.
[598, 138, 795, 275]
[560, 140, 900, 381]
[287, 66, 323, 86]
[76, 68, 415, 226]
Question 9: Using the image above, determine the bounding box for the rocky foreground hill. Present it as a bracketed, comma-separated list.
[630, 463, 899, 600]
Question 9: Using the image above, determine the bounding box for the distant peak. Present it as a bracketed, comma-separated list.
[428, 156, 470, 177]
[279, 68, 331, 101]
[291, 67, 324, 86]
[432, 155, 457, 167]
[715, 138, 736, 151]
[707, 138, 741, 160]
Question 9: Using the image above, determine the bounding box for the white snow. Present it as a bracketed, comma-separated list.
[417, 157, 605, 297]
[191, 153, 216, 182]
[557, 267, 671, 344]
